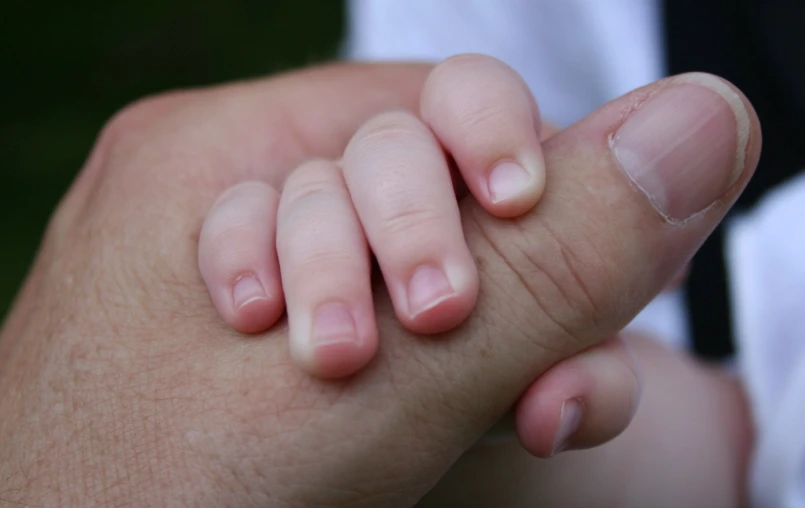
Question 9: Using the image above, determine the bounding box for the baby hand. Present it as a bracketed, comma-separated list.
[197, 55, 645, 458]
[198, 55, 547, 378]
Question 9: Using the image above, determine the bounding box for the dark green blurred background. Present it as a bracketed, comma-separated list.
[0, 1, 344, 319]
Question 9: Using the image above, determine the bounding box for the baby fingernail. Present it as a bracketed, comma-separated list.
[488, 160, 534, 203]
[232, 274, 267, 310]
[552, 398, 584, 456]
[407, 264, 455, 317]
[311, 301, 359, 347]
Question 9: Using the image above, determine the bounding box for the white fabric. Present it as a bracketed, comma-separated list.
[345, 1, 805, 506]
[345, 0, 665, 127]
[728, 173, 805, 508]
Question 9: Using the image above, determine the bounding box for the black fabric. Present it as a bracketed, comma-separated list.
[663, 0, 805, 358]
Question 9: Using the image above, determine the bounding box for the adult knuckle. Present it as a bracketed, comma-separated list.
[99, 91, 188, 150]
[43, 94, 189, 249]
[73, 90, 201, 205]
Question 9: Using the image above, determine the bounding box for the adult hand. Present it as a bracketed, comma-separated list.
[0, 61, 759, 507]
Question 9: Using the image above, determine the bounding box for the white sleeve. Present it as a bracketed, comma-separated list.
[727, 173, 805, 508]
[343, 0, 665, 128]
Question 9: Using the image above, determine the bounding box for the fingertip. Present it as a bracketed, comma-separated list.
[397, 259, 480, 335]
[227, 274, 285, 334]
[402, 289, 478, 335]
[341, 109, 481, 337]
[295, 338, 378, 379]
[485, 152, 546, 218]
[420, 53, 546, 219]
[198, 180, 284, 334]
[550, 397, 585, 456]
[289, 302, 378, 379]
[278, 159, 382, 378]
[513, 337, 642, 458]
[513, 379, 569, 458]
[202, 264, 285, 336]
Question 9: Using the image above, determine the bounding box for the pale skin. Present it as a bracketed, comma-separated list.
[0, 56, 759, 506]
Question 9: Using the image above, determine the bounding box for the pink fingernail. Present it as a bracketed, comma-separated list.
[552, 398, 584, 456]
[311, 301, 359, 347]
[488, 160, 533, 203]
[232, 274, 267, 310]
[611, 74, 750, 222]
[407, 264, 455, 317]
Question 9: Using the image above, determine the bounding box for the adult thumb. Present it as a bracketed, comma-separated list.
[415, 72, 760, 433]
[308, 72, 761, 508]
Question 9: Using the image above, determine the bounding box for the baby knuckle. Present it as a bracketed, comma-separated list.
[349, 110, 423, 154]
